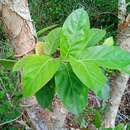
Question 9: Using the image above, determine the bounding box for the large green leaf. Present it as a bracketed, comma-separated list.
[36, 78, 55, 108]
[78, 45, 130, 72]
[0, 59, 16, 69]
[69, 56, 106, 94]
[55, 64, 88, 114]
[60, 8, 90, 58]
[86, 28, 106, 47]
[45, 27, 61, 55]
[13, 55, 60, 96]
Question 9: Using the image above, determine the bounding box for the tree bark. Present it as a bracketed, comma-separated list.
[0, 0, 67, 130]
[118, 0, 127, 24]
[1, 0, 36, 57]
[102, 0, 130, 128]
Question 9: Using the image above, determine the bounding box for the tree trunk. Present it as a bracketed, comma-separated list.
[102, 0, 130, 128]
[0, 0, 67, 130]
[0, 0, 36, 57]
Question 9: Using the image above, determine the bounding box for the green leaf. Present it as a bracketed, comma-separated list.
[69, 56, 106, 94]
[103, 37, 114, 46]
[122, 64, 130, 74]
[0, 59, 16, 69]
[13, 55, 60, 96]
[45, 27, 61, 55]
[36, 78, 55, 108]
[127, 125, 130, 130]
[87, 28, 106, 46]
[97, 80, 110, 101]
[60, 8, 90, 58]
[79, 45, 130, 71]
[63, 8, 90, 36]
[115, 123, 126, 130]
[94, 112, 102, 128]
[55, 63, 88, 114]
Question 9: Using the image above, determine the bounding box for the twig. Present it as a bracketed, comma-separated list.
[16, 120, 32, 130]
[0, 78, 12, 102]
[0, 112, 23, 126]
[118, 112, 130, 122]
[20, 103, 35, 108]
[124, 90, 130, 95]
[99, 12, 118, 18]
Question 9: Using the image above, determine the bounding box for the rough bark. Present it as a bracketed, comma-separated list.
[118, 0, 126, 24]
[0, 0, 67, 130]
[102, 0, 130, 128]
[102, 73, 129, 128]
[1, 0, 36, 57]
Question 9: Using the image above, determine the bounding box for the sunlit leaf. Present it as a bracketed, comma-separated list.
[60, 8, 90, 58]
[69, 56, 106, 94]
[103, 37, 114, 46]
[45, 27, 61, 55]
[13, 55, 60, 96]
[87, 28, 106, 46]
[78, 45, 130, 71]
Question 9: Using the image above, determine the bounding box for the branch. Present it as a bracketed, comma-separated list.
[102, 0, 130, 128]
[102, 73, 129, 128]
[99, 12, 118, 18]
[0, 3, 2, 20]
[0, 113, 23, 126]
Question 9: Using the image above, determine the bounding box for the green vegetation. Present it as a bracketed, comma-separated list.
[13, 9, 130, 130]
[29, 0, 118, 38]
[1, 0, 130, 129]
